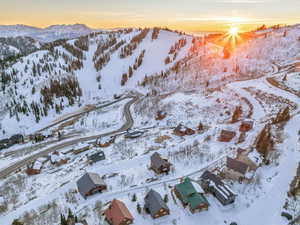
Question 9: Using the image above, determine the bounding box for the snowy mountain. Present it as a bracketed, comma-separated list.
[1, 25, 300, 225]
[0, 36, 40, 60]
[0, 24, 98, 42]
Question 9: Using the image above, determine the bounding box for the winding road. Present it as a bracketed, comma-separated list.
[0, 95, 139, 179]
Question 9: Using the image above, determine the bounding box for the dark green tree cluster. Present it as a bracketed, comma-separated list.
[74, 36, 89, 51]
[63, 43, 83, 59]
[120, 28, 150, 58]
[169, 38, 187, 55]
[151, 27, 160, 40]
[60, 208, 78, 225]
[93, 35, 117, 60]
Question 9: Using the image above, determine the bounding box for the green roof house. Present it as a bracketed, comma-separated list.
[174, 177, 209, 213]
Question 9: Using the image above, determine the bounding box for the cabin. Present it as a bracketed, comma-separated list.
[9, 134, 24, 144]
[30, 133, 46, 143]
[155, 111, 167, 120]
[50, 151, 68, 166]
[173, 124, 195, 136]
[144, 189, 170, 219]
[105, 199, 134, 225]
[77, 172, 107, 199]
[26, 160, 42, 175]
[236, 149, 261, 171]
[174, 177, 209, 213]
[87, 151, 105, 164]
[150, 152, 171, 175]
[239, 121, 253, 132]
[124, 131, 144, 139]
[73, 143, 91, 154]
[0, 138, 11, 150]
[200, 170, 236, 205]
[225, 157, 250, 181]
[218, 130, 236, 142]
[96, 136, 115, 148]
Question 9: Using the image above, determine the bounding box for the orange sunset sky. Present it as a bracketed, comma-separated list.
[0, 0, 300, 32]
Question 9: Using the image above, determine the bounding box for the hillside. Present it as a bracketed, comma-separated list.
[0, 25, 300, 225]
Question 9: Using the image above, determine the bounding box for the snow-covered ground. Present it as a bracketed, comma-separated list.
[1, 25, 300, 225]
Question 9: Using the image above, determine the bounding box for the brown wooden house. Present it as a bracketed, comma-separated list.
[155, 111, 167, 120]
[105, 199, 134, 225]
[150, 152, 171, 174]
[26, 161, 42, 175]
[96, 136, 116, 148]
[173, 124, 195, 136]
[218, 130, 236, 142]
[50, 151, 68, 166]
[239, 121, 253, 132]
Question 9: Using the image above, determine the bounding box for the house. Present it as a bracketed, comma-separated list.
[236, 149, 260, 171]
[225, 157, 250, 181]
[200, 170, 236, 205]
[9, 134, 24, 144]
[29, 133, 46, 143]
[124, 130, 144, 139]
[239, 121, 253, 132]
[96, 136, 115, 148]
[26, 160, 42, 175]
[0, 138, 11, 150]
[150, 152, 171, 174]
[73, 143, 91, 154]
[144, 189, 170, 219]
[50, 151, 68, 166]
[174, 177, 209, 213]
[87, 151, 105, 164]
[173, 124, 195, 136]
[218, 130, 236, 142]
[155, 111, 167, 120]
[77, 172, 107, 199]
[105, 199, 134, 225]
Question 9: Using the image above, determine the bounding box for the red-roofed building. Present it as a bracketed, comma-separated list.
[105, 199, 134, 225]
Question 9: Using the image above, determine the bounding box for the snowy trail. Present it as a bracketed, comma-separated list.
[76, 43, 99, 101]
[236, 113, 300, 225]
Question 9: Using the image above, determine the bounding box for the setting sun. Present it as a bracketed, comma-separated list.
[229, 27, 239, 36]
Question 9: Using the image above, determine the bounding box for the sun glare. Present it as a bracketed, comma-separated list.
[229, 27, 239, 36]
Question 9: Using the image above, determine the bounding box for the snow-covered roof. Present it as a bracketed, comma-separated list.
[191, 181, 205, 194]
[248, 151, 263, 165]
[32, 161, 42, 170]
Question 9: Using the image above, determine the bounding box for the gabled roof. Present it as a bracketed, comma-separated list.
[175, 177, 208, 210]
[151, 152, 170, 169]
[144, 189, 169, 217]
[220, 130, 236, 138]
[77, 172, 106, 197]
[201, 170, 236, 200]
[105, 199, 133, 225]
[226, 157, 249, 175]
[88, 151, 105, 162]
[201, 170, 223, 186]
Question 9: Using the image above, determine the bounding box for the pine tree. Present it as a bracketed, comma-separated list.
[137, 203, 142, 214]
[60, 213, 67, 225]
[32, 86, 36, 95]
[163, 194, 169, 203]
[132, 193, 137, 202]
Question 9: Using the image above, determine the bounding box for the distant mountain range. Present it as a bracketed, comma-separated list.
[0, 24, 100, 42]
